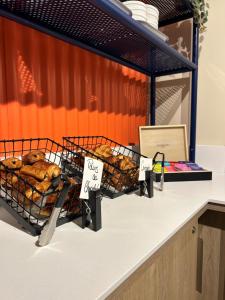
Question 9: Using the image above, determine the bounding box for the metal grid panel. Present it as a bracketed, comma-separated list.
[121, 0, 193, 26]
[0, 0, 195, 76]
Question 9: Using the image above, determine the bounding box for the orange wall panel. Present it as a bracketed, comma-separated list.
[0, 17, 148, 145]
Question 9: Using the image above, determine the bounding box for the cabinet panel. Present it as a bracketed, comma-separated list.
[107, 220, 198, 300]
[197, 210, 225, 300]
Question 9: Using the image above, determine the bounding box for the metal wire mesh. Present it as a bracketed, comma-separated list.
[0, 0, 194, 76]
[121, 0, 193, 26]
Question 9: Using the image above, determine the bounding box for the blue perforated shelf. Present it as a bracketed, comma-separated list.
[0, 0, 196, 76]
[121, 0, 193, 27]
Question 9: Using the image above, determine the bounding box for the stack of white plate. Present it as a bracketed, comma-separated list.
[123, 1, 146, 22]
[123, 1, 159, 29]
[146, 4, 159, 29]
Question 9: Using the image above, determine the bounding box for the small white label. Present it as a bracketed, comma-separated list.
[138, 157, 152, 181]
[80, 157, 104, 200]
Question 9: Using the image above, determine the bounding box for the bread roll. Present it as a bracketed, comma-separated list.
[64, 198, 80, 214]
[104, 156, 118, 174]
[119, 157, 136, 171]
[20, 165, 47, 181]
[104, 154, 138, 190]
[20, 161, 61, 181]
[114, 173, 124, 191]
[38, 207, 53, 218]
[0, 157, 22, 170]
[45, 177, 79, 205]
[22, 150, 45, 165]
[12, 174, 51, 203]
[0, 170, 18, 186]
[45, 193, 58, 204]
[71, 153, 85, 167]
[33, 161, 61, 179]
[94, 144, 112, 158]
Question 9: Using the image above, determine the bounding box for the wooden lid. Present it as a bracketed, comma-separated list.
[139, 125, 188, 161]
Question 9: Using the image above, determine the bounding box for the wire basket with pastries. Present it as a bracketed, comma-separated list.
[0, 138, 82, 235]
[63, 136, 146, 198]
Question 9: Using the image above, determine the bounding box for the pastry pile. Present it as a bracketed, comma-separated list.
[73, 144, 139, 192]
[0, 151, 80, 218]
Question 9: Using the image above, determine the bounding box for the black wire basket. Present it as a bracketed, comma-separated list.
[63, 136, 145, 198]
[0, 138, 82, 236]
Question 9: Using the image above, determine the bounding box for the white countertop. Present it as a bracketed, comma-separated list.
[0, 173, 224, 300]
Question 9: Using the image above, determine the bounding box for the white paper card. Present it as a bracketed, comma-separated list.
[80, 157, 104, 199]
[138, 157, 153, 181]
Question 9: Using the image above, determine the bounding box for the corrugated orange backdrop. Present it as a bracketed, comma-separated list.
[0, 17, 148, 145]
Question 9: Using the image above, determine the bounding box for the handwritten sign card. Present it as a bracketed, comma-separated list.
[138, 157, 153, 181]
[80, 157, 104, 199]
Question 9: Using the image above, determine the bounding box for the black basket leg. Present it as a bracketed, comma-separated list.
[89, 190, 102, 232]
[139, 170, 154, 198]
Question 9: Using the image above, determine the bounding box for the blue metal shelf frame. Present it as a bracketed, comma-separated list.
[150, 76, 156, 126]
[189, 24, 199, 162]
[0, 0, 199, 160]
[150, 23, 199, 163]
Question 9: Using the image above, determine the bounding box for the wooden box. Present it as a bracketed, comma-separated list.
[139, 125, 212, 182]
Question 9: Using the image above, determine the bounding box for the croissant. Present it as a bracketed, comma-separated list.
[22, 150, 45, 165]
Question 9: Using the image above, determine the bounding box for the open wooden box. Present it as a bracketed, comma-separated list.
[139, 125, 212, 182]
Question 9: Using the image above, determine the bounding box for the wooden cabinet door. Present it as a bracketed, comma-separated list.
[107, 219, 198, 300]
[197, 210, 225, 300]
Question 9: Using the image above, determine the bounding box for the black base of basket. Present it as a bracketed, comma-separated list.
[0, 197, 82, 236]
[155, 170, 212, 182]
[0, 197, 41, 236]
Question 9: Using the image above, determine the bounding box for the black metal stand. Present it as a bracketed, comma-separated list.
[81, 190, 102, 231]
[140, 170, 154, 198]
[0, 197, 41, 236]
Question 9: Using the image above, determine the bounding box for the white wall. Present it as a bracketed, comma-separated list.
[197, 0, 225, 146]
[156, 2, 225, 148]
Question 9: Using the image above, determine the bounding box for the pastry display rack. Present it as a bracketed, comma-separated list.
[0, 138, 102, 238]
[63, 136, 146, 198]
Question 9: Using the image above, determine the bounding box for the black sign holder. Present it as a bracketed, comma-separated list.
[81, 190, 102, 232]
[140, 170, 154, 198]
